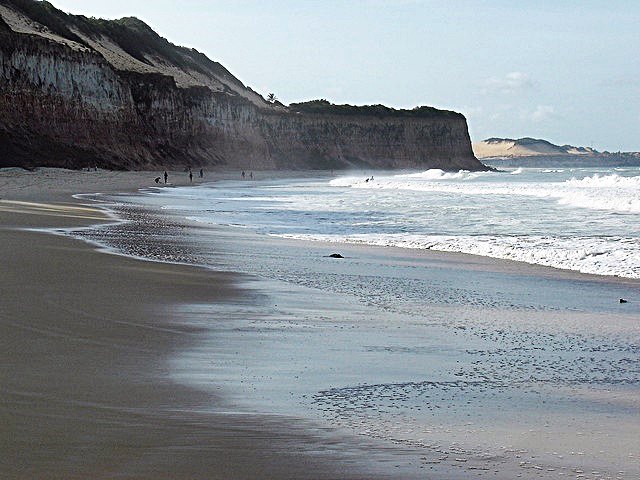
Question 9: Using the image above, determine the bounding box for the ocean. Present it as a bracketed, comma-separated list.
[68, 166, 640, 478]
[148, 166, 640, 279]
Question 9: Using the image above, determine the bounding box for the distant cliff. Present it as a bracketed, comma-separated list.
[0, 0, 485, 171]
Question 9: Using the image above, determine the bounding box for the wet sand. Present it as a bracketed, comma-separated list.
[102, 198, 638, 480]
[2, 167, 639, 479]
[0, 169, 398, 480]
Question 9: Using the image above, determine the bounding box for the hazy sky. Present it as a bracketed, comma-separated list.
[53, 0, 639, 151]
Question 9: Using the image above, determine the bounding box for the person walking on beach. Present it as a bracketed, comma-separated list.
[241, 170, 245, 179]
[164, 171, 168, 184]
[189, 169, 193, 183]
[249, 171, 253, 180]
[199, 168, 203, 178]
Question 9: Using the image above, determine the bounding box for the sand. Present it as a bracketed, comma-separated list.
[1, 167, 639, 479]
[0, 168, 393, 480]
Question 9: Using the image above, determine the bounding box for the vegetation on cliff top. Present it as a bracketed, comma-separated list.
[6, 0, 242, 86]
[0, 0, 481, 171]
[6, 1, 465, 122]
[5, 0, 80, 40]
[289, 99, 463, 119]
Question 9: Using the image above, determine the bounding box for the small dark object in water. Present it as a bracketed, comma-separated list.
[619, 298, 628, 303]
[154, 177, 161, 183]
[328, 253, 344, 258]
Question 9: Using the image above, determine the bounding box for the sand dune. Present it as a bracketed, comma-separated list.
[473, 137, 598, 158]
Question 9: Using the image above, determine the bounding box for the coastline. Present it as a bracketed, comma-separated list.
[2, 168, 639, 479]
[0, 169, 409, 480]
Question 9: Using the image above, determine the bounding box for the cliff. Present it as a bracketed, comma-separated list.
[0, 0, 485, 171]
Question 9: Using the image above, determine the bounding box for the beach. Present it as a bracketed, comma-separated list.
[1, 168, 639, 479]
[0, 169, 396, 480]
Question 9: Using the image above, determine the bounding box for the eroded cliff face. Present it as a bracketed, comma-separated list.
[0, 1, 484, 171]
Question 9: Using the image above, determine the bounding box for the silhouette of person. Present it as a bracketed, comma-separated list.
[164, 171, 168, 184]
[199, 168, 203, 178]
[241, 170, 245, 179]
[249, 171, 253, 180]
[189, 170, 193, 183]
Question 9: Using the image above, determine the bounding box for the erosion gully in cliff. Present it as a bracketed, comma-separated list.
[0, 0, 486, 171]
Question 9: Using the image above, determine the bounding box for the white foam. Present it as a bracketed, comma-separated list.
[565, 172, 640, 188]
[148, 168, 640, 279]
[560, 174, 640, 213]
[329, 169, 485, 187]
[393, 169, 480, 180]
[329, 171, 640, 213]
[273, 233, 640, 279]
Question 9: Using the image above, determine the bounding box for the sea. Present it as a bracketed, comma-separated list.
[70, 165, 640, 478]
[147, 166, 640, 279]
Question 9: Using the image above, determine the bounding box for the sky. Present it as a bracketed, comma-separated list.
[52, 0, 640, 151]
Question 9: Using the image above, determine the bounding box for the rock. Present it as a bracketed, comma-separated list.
[0, 1, 486, 172]
[328, 253, 344, 259]
[619, 298, 628, 303]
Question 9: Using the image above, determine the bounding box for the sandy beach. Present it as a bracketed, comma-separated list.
[0, 168, 398, 480]
[2, 168, 639, 480]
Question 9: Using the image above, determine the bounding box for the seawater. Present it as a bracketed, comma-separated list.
[76, 166, 640, 478]
[148, 166, 640, 278]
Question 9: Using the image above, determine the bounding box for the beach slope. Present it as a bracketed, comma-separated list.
[0, 170, 384, 480]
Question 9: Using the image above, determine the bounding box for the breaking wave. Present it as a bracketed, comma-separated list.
[329, 170, 640, 213]
[273, 233, 640, 279]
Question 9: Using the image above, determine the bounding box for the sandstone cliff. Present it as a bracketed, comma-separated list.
[0, 0, 485, 171]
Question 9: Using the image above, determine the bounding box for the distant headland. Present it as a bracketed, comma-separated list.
[474, 137, 640, 167]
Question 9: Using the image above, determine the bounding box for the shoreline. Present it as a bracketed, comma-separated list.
[100, 184, 639, 478]
[4, 166, 640, 285]
[2, 168, 639, 479]
[0, 172, 409, 479]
